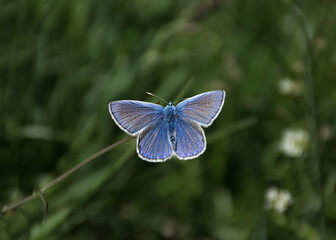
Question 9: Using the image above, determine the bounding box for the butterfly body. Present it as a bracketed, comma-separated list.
[109, 90, 226, 162]
[163, 103, 177, 150]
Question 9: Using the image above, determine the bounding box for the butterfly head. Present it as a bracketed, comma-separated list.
[163, 103, 176, 118]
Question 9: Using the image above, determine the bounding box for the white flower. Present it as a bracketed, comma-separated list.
[265, 187, 292, 213]
[279, 129, 309, 157]
[278, 78, 303, 95]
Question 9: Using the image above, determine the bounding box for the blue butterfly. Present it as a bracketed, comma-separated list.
[108, 90, 226, 162]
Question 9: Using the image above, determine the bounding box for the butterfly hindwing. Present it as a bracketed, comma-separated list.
[109, 100, 164, 135]
[137, 120, 173, 162]
[176, 90, 225, 127]
[174, 117, 206, 160]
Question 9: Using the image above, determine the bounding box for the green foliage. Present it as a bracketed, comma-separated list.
[1, 0, 336, 239]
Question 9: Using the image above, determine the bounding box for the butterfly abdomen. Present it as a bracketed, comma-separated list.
[164, 105, 177, 150]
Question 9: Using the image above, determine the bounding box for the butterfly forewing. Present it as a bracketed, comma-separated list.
[174, 117, 206, 159]
[109, 100, 164, 135]
[137, 121, 173, 162]
[176, 90, 225, 127]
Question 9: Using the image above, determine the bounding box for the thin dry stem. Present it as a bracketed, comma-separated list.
[1, 136, 134, 215]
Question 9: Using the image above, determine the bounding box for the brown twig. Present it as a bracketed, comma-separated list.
[1, 136, 134, 215]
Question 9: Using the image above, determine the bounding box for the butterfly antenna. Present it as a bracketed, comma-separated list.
[172, 98, 186, 105]
[146, 92, 168, 104]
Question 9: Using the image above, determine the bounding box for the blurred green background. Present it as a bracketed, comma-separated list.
[1, 0, 336, 239]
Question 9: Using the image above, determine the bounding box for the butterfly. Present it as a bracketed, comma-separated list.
[108, 90, 226, 162]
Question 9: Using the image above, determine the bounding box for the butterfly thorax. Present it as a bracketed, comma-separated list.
[164, 104, 177, 150]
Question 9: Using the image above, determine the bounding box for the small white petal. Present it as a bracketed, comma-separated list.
[264, 187, 292, 213]
[279, 129, 309, 157]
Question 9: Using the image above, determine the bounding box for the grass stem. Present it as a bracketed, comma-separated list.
[1, 136, 134, 215]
